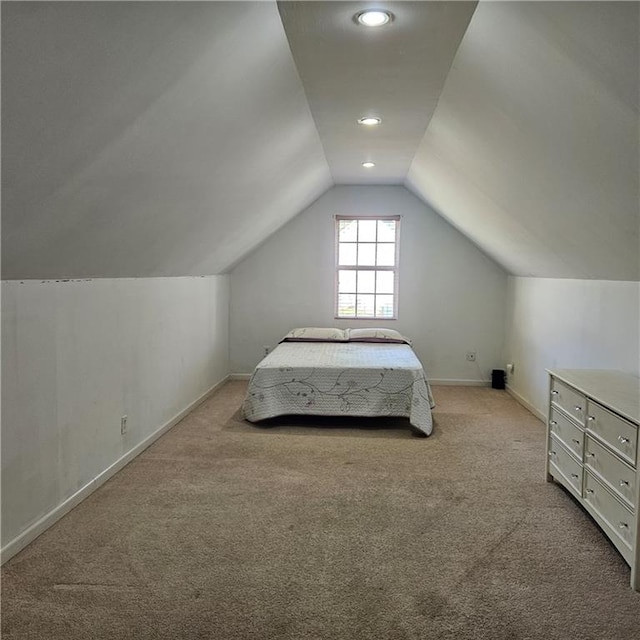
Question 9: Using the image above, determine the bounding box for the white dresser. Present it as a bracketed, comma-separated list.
[546, 369, 640, 590]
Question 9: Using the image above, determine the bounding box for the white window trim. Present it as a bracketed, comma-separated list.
[334, 215, 401, 320]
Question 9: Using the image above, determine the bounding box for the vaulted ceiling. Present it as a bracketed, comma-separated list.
[2, 1, 638, 281]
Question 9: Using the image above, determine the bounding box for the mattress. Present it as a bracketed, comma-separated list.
[241, 341, 435, 435]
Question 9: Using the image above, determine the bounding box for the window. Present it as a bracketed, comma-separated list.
[335, 216, 400, 319]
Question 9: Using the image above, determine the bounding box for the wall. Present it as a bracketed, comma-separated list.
[1, 276, 229, 560]
[504, 277, 640, 419]
[230, 185, 508, 382]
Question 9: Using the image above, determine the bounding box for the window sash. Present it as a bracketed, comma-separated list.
[334, 216, 400, 320]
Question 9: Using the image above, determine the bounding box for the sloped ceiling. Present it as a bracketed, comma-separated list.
[2, 1, 638, 281]
[406, 1, 639, 280]
[1, 1, 331, 279]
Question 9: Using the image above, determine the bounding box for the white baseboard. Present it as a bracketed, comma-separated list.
[229, 373, 252, 380]
[429, 378, 490, 387]
[506, 384, 546, 422]
[1, 375, 230, 565]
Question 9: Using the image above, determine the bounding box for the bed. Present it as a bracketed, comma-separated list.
[241, 328, 435, 436]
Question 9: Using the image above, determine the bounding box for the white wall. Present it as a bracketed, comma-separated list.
[1, 276, 229, 559]
[230, 185, 508, 382]
[504, 277, 640, 418]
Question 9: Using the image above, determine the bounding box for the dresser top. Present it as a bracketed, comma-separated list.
[547, 369, 640, 424]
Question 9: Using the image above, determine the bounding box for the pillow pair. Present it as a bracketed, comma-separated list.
[281, 327, 411, 345]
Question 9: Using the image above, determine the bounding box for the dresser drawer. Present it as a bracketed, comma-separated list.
[548, 435, 583, 495]
[586, 401, 638, 467]
[584, 471, 635, 551]
[550, 378, 586, 426]
[549, 407, 584, 458]
[584, 435, 636, 509]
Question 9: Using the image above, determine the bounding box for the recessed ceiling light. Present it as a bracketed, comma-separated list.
[357, 117, 382, 126]
[362, 162, 376, 168]
[355, 10, 393, 28]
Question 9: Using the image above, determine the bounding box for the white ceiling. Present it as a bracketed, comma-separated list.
[2, 1, 638, 281]
[2, 2, 331, 278]
[406, 1, 639, 280]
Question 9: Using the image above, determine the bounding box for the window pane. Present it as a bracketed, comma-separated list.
[338, 294, 356, 317]
[375, 295, 394, 318]
[356, 294, 375, 317]
[358, 220, 377, 242]
[376, 243, 395, 266]
[338, 220, 357, 242]
[376, 271, 394, 294]
[357, 243, 376, 265]
[377, 220, 396, 242]
[338, 270, 356, 293]
[357, 270, 375, 293]
[339, 243, 357, 266]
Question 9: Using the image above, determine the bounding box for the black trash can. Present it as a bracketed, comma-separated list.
[491, 369, 506, 389]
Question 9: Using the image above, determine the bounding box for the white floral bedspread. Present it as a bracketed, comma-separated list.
[241, 342, 435, 435]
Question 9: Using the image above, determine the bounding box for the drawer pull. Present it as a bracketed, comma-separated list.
[619, 522, 629, 529]
[574, 406, 583, 412]
[586, 488, 594, 494]
[548, 451, 556, 457]
[551, 390, 559, 396]
[618, 436, 630, 444]
[586, 452, 595, 458]
[619, 480, 630, 487]
[587, 416, 596, 422]
[572, 439, 581, 445]
[570, 473, 579, 479]
[550, 421, 557, 426]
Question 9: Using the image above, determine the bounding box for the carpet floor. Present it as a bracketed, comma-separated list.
[2, 382, 639, 639]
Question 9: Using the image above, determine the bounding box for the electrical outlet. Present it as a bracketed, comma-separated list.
[466, 351, 477, 362]
[263, 346, 271, 357]
[120, 415, 128, 435]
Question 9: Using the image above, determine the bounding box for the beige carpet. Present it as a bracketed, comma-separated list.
[2, 382, 639, 639]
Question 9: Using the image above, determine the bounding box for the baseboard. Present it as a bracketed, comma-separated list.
[429, 379, 490, 387]
[506, 384, 546, 422]
[229, 373, 252, 380]
[1, 375, 230, 565]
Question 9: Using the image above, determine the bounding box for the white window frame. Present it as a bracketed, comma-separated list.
[334, 215, 401, 320]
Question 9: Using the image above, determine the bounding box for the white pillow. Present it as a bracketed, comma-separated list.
[281, 327, 348, 342]
[347, 327, 411, 345]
